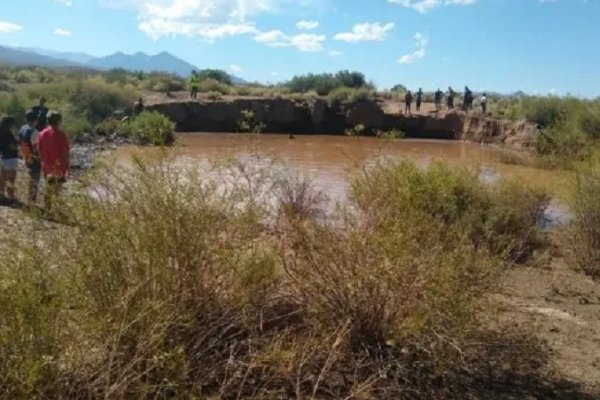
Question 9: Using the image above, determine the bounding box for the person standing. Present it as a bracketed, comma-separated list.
[447, 87, 455, 109]
[32, 97, 49, 131]
[481, 93, 488, 115]
[415, 88, 423, 112]
[463, 86, 473, 111]
[190, 71, 200, 100]
[0, 117, 19, 206]
[404, 91, 414, 115]
[132, 97, 145, 118]
[434, 89, 443, 112]
[37, 112, 70, 210]
[18, 111, 41, 205]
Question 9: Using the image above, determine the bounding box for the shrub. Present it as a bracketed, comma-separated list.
[198, 78, 231, 95]
[285, 70, 369, 95]
[204, 91, 223, 100]
[140, 72, 186, 93]
[351, 161, 549, 263]
[197, 69, 232, 85]
[123, 111, 176, 145]
[237, 109, 265, 133]
[0, 157, 525, 398]
[568, 154, 600, 278]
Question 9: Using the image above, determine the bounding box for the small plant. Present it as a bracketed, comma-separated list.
[345, 123, 366, 136]
[205, 91, 223, 101]
[237, 109, 265, 134]
[376, 128, 405, 142]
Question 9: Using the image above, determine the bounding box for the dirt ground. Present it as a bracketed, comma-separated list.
[491, 258, 600, 396]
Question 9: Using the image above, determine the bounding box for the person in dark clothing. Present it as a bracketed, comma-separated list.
[447, 87, 455, 109]
[132, 97, 145, 117]
[404, 91, 414, 115]
[31, 97, 49, 131]
[18, 110, 41, 204]
[463, 86, 474, 111]
[434, 89, 443, 111]
[0, 116, 19, 206]
[415, 88, 423, 112]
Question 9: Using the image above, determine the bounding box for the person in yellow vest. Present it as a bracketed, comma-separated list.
[190, 71, 200, 99]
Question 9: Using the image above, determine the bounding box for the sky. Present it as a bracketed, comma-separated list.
[0, 0, 599, 97]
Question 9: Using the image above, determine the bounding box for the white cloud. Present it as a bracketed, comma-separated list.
[296, 20, 319, 30]
[254, 30, 325, 52]
[56, 0, 73, 6]
[398, 32, 428, 64]
[334, 22, 394, 42]
[388, 0, 477, 13]
[107, 0, 273, 40]
[329, 50, 343, 57]
[54, 27, 72, 36]
[0, 21, 23, 33]
[229, 64, 243, 73]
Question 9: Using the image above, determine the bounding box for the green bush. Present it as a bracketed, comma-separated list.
[197, 69, 232, 85]
[140, 72, 185, 93]
[351, 161, 549, 263]
[123, 111, 176, 145]
[285, 70, 369, 95]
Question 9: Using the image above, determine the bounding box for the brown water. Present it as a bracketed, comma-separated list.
[164, 133, 570, 197]
[113, 133, 573, 221]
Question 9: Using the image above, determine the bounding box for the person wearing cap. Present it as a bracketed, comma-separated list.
[37, 111, 70, 210]
[18, 110, 41, 204]
[32, 97, 49, 131]
[0, 116, 19, 206]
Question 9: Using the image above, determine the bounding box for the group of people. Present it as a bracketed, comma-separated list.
[403, 86, 488, 115]
[0, 97, 70, 208]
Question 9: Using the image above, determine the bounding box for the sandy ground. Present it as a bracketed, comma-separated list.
[493, 259, 600, 395]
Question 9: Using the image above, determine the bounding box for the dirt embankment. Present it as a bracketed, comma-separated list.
[147, 96, 537, 149]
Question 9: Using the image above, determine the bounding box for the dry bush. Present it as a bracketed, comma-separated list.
[568, 154, 600, 278]
[0, 157, 551, 399]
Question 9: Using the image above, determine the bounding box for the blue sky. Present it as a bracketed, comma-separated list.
[0, 0, 599, 96]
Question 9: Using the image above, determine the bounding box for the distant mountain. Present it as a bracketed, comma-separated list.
[0, 46, 245, 84]
[18, 47, 95, 64]
[0, 45, 83, 67]
[88, 51, 198, 77]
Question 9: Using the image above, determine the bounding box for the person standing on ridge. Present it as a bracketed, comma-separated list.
[415, 88, 423, 112]
[37, 112, 70, 210]
[434, 89, 443, 111]
[32, 97, 49, 131]
[481, 93, 488, 115]
[404, 90, 414, 115]
[0, 117, 19, 206]
[18, 110, 42, 205]
[190, 71, 200, 100]
[463, 86, 473, 111]
[447, 87, 455, 109]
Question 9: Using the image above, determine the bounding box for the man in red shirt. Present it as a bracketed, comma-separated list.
[37, 111, 70, 209]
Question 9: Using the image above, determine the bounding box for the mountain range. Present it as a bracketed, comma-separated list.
[0, 45, 242, 82]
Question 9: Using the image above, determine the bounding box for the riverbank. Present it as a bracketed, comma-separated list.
[145, 93, 538, 150]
